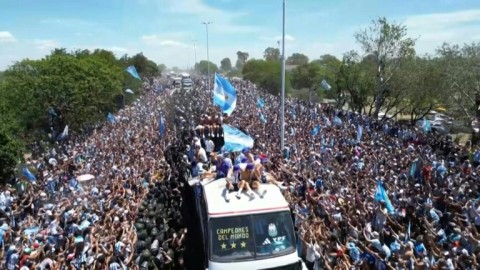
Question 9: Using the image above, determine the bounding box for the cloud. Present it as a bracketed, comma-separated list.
[259, 34, 295, 44]
[0, 31, 17, 43]
[275, 35, 295, 42]
[403, 9, 480, 54]
[34, 39, 60, 50]
[40, 18, 96, 27]
[141, 35, 190, 48]
[109, 46, 129, 53]
[74, 32, 93, 37]
[39, 18, 112, 35]
[404, 9, 480, 29]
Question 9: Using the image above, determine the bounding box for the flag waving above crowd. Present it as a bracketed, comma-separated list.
[125, 65, 142, 80]
[213, 73, 237, 116]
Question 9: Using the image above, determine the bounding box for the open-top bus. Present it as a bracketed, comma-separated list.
[189, 177, 304, 270]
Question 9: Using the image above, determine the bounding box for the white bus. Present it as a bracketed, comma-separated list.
[173, 77, 182, 90]
[181, 72, 191, 80]
[189, 178, 304, 270]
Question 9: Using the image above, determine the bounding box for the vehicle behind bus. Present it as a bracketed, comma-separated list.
[189, 178, 304, 270]
[173, 77, 182, 90]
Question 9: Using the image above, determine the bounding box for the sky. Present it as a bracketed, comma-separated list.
[1, 0, 480, 70]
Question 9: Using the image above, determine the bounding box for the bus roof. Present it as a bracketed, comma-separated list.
[201, 178, 289, 218]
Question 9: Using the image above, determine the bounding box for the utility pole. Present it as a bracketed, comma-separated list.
[202, 22, 212, 90]
[280, 0, 286, 151]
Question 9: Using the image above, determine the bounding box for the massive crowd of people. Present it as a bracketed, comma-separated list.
[1, 74, 480, 270]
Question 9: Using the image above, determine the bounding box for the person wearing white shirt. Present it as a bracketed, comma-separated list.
[1, 191, 13, 210]
[205, 139, 215, 158]
[195, 143, 208, 163]
[301, 236, 318, 270]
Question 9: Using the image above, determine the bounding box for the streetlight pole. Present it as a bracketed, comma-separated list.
[280, 0, 286, 151]
[202, 22, 212, 90]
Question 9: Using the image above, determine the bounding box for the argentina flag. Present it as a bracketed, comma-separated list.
[311, 125, 321, 136]
[107, 113, 116, 124]
[159, 115, 166, 136]
[56, 125, 69, 141]
[357, 125, 363, 142]
[22, 167, 36, 182]
[259, 112, 267, 124]
[125, 65, 141, 80]
[422, 118, 431, 133]
[374, 181, 395, 214]
[222, 124, 254, 152]
[320, 79, 332, 90]
[257, 98, 265, 108]
[213, 73, 237, 116]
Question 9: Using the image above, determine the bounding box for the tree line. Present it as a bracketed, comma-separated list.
[0, 48, 163, 183]
[198, 17, 480, 127]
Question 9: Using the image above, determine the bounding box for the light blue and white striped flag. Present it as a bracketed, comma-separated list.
[422, 118, 431, 133]
[22, 167, 36, 182]
[259, 112, 267, 124]
[321, 79, 332, 90]
[257, 98, 265, 108]
[374, 181, 395, 214]
[159, 115, 166, 136]
[107, 113, 116, 124]
[56, 125, 69, 141]
[222, 124, 254, 152]
[213, 73, 237, 116]
[333, 116, 342, 126]
[405, 222, 411, 243]
[311, 125, 321, 136]
[357, 125, 363, 142]
[125, 65, 141, 80]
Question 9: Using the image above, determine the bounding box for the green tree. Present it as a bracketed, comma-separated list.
[312, 54, 341, 67]
[0, 53, 123, 138]
[286, 53, 309, 65]
[391, 57, 444, 123]
[290, 63, 321, 89]
[195, 60, 219, 75]
[116, 53, 159, 78]
[0, 127, 21, 184]
[235, 51, 249, 69]
[157, 64, 167, 75]
[242, 59, 291, 95]
[220, 58, 232, 72]
[435, 42, 480, 120]
[290, 63, 323, 102]
[336, 51, 375, 113]
[354, 17, 416, 117]
[264, 47, 280, 61]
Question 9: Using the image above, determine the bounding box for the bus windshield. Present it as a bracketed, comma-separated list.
[210, 211, 296, 262]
